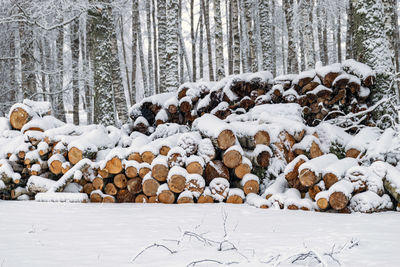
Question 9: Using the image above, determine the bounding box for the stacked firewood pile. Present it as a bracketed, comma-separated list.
[129, 59, 375, 132]
[1, 60, 399, 213]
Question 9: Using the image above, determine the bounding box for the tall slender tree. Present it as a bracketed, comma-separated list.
[202, 0, 214, 81]
[283, 0, 298, 73]
[214, 0, 225, 80]
[231, 0, 241, 74]
[88, 0, 115, 126]
[165, 0, 179, 91]
[157, 0, 167, 92]
[146, 0, 154, 95]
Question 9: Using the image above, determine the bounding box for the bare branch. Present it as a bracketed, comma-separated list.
[130, 243, 177, 263]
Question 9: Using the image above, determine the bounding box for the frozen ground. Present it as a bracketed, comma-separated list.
[0, 202, 399, 267]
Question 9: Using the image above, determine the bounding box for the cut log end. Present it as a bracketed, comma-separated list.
[217, 129, 236, 150]
[68, 147, 83, 165]
[158, 190, 175, 204]
[323, 173, 338, 189]
[10, 107, 30, 130]
[254, 130, 270, 146]
[223, 150, 242, 169]
[142, 178, 159, 197]
[226, 195, 244, 204]
[152, 164, 169, 182]
[106, 157, 123, 174]
[168, 175, 186, 193]
[234, 162, 251, 179]
[186, 162, 203, 175]
[329, 192, 349, 211]
[243, 180, 259, 195]
[127, 177, 143, 194]
[197, 195, 214, 203]
[299, 168, 317, 187]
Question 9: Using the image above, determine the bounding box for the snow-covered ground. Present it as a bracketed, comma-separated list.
[0, 202, 399, 267]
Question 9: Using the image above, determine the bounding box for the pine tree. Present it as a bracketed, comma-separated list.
[352, 0, 396, 127]
[165, 0, 179, 91]
[88, 1, 115, 126]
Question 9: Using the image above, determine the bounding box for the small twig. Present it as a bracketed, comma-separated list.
[130, 243, 177, 263]
[186, 259, 240, 267]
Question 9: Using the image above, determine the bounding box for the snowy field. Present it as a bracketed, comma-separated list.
[0, 202, 399, 267]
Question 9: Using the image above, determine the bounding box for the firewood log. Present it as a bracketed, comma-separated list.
[105, 157, 123, 174]
[308, 184, 322, 201]
[239, 174, 260, 195]
[68, 147, 96, 165]
[192, 114, 236, 150]
[299, 154, 338, 187]
[104, 183, 117, 196]
[128, 152, 143, 163]
[124, 160, 139, 178]
[209, 178, 229, 202]
[127, 177, 143, 194]
[328, 180, 354, 210]
[141, 150, 156, 164]
[223, 145, 243, 169]
[204, 160, 229, 185]
[151, 156, 169, 182]
[92, 177, 104, 191]
[90, 190, 103, 203]
[234, 157, 252, 179]
[135, 194, 149, 203]
[186, 155, 205, 175]
[167, 166, 187, 193]
[142, 174, 160, 197]
[103, 195, 116, 203]
[114, 174, 127, 189]
[226, 188, 245, 204]
[157, 184, 175, 204]
[197, 187, 214, 203]
[138, 163, 151, 178]
[167, 147, 186, 168]
[116, 189, 136, 203]
[177, 191, 194, 204]
[9, 104, 36, 130]
[49, 154, 65, 175]
[83, 183, 94, 195]
[185, 174, 205, 198]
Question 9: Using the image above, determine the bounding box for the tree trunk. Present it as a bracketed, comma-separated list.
[191, 0, 197, 81]
[136, 5, 149, 97]
[202, 0, 215, 81]
[111, 18, 128, 124]
[259, 0, 273, 73]
[152, 0, 159, 93]
[157, 0, 167, 93]
[166, 0, 180, 91]
[147, 0, 155, 95]
[283, 0, 298, 73]
[352, 0, 397, 127]
[214, 0, 226, 80]
[71, 20, 80, 125]
[232, 0, 241, 74]
[88, 0, 116, 126]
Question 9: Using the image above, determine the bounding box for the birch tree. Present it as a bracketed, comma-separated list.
[214, 0, 225, 80]
[283, 0, 298, 73]
[165, 0, 179, 91]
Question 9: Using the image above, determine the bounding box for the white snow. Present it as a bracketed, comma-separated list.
[35, 193, 88, 203]
[0, 202, 398, 266]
